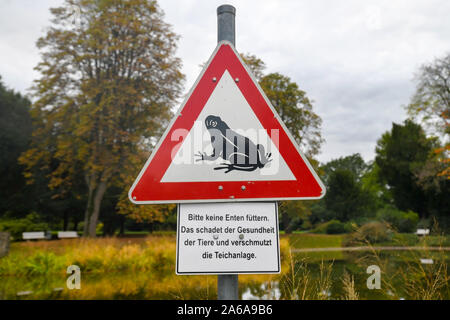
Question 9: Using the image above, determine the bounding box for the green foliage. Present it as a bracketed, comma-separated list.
[24, 252, 62, 276]
[0, 213, 49, 241]
[20, 0, 185, 236]
[375, 120, 448, 218]
[344, 221, 394, 245]
[260, 73, 323, 157]
[311, 154, 383, 225]
[0, 251, 62, 276]
[321, 153, 368, 184]
[376, 206, 419, 233]
[310, 221, 328, 234]
[324, 169, 374, 222]
[325, 220, 353, 234]
[278, 200, 311, 233]
[390, 233, 420, 246]
[311, 219, 354, 234]
[239, 53, 324, 231]
[240, 53, 323, 157]
[360, 161, 393, 209]
[0, 76, 33, 216]
[240, 53, 266, 82]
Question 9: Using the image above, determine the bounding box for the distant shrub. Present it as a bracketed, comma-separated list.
[312, 220, 354, 234]
[391, 233, 419, 246]
[326, 220, 351, 234]
[344, 221, 394, 246]
[0, 213, 49, 241]
[311, 221, 332, 234]
[376, 207, 419, 233]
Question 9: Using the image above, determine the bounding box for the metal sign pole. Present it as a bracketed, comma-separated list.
[216, 4, 239, 301]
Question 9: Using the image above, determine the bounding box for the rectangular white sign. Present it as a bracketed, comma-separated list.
[176, 202, 280, 274]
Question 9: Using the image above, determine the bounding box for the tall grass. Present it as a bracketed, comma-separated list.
[0, 237, 178, 276]
[1, 234, 449, 300]
[351, 235, 450, 300]
[0, 236, 290, 299]
[278, 247, 335, 300]
[342, 271, 359, 300]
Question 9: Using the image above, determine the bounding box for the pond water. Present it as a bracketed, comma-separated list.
[1, 250, 449, 300]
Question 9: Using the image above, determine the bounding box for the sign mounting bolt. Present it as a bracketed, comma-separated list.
[213, 235, 218, 240]
[239, 234, 244, 240]
[212, 77, 217, 82]
[132, 196, 136, 200]
[218, 185, 223, 190]
[241, 185, 246, 190]
[235, 78, 239, 83]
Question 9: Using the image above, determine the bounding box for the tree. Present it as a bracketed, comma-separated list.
[0, 76, 32, 216]
[240, 54, 323, 231]
[278, 200, 311, 233]
[407, 53, 450, 178]
[260, 73, 323, 157]
[321, 153, 368, 185]
[375, 120, 444, 217]
[0, 76, 86, 230]
[310, 155, 378, 224]
[20, 0, 184, 237]
[360, 161, 393, 210]
[240, 53, 266, 82]
[241, 54, 323, 158]
[324, 169, 371, 222]
[408, 53, 450, 136]
[116, 167, 175, 230]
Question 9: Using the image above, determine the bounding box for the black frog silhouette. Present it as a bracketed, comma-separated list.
[195, 115, 272, 173]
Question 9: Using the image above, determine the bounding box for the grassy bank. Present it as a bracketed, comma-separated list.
[287, 232, 450, 249]
[0, 236, 292, 299]
[1, 234, 449, 300]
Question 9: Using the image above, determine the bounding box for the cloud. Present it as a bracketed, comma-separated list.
[1, 0, 449, 164]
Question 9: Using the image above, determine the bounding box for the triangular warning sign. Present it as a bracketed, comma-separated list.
[129, 41, 325, 204]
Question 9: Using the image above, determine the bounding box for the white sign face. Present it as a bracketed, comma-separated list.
[176, 202, 280, 274]
[161, 70, 296, 183]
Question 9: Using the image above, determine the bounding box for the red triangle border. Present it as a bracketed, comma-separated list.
[129, 42, 325, 204]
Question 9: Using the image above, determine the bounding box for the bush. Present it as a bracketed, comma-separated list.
[326, 220, 350, 234]
[0, 213, 49, 241]
[312, 219, 354, 234]
[311, 221, 332, 234]
[376, 206, 419, 233]
[344, 221, 394, 245]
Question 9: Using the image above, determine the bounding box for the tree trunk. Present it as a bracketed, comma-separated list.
[82, 172, 110, 238]
[82, 180, 95, 237]
[87, 180, 108, 237]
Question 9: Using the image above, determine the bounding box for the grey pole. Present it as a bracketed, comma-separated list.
[218, 274, 238, 300]
[217, 4, 238, 300]
[217, 4, 236, 46]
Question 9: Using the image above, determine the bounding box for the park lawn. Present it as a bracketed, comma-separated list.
[285, 234, 345, 262]
[287, 232, 450, 249]
[287, 233, 343, 249]
[372, 233, 450, 247]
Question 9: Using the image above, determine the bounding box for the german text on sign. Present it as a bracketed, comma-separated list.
[176, 202, 280, 274]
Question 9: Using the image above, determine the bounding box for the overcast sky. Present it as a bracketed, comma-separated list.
[1, 0, 449, 164]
